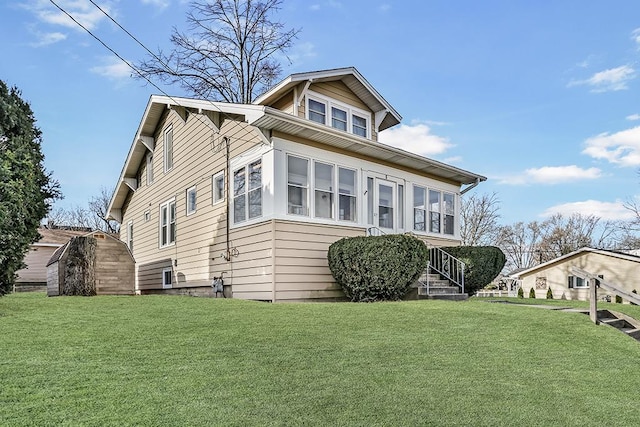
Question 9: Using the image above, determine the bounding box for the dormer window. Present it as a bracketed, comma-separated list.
[306, 91, 371, 139]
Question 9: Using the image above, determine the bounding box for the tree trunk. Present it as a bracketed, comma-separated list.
[62, 236, 97, 296]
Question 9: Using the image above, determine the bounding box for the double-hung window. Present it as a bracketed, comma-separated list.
[287, 156, 309, 216]
[186, 186, 197, 215]
[338, 168, 356, 222]
[212, 171, 225, 204]
[163, 125, 173, 172]
[413, 186, 426, 231]
[568, 276, 588, 288]
[443, 193, 455, 235]
[352, 114, 368, 137]
[308, 99, 326, 124]
[429, 190, 441, 233]
[160, 199, 176, 247]
[233, 159, 262, 223]
[331, 107, 347, 131]
[314, 162, 334, 219]
[146, 153, 154, 185]
[127, 221, 133, 251]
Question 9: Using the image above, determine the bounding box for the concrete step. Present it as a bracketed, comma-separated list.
[417, 286, 460, 296]
[626, 329, 640, 340]
[601, 318, 631, 329]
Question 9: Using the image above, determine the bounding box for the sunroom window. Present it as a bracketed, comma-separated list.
[413, 186, 426, 231]
[338, 168, 356, 222]
[314, 162, 334, 219]
[233, 159, 263, 223]
[429, 190, 441, 233]
[443, 192, 455, 235]
[287, 156, 309, 216]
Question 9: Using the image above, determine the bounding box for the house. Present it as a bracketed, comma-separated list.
[515, 247, 640, 301]
[14, 226, 90, 292]
[46, 230, 135, 296]
[107, 67, 486, 301]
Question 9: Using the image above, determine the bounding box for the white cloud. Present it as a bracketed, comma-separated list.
[24, 0, 112, 31]
[540, 200, 635, 221]
[286, 41, 317, 63]
[378, 123, 453, 157]
[378, 4, 391, 12]
[30, 31, 67, 47]
[141, 0, 170, 9]
[627, 114, 640, 121]
[90, 56, 133, 82]
[499, 165, 602, 185]
[568, 65, 636, 92]
[582, 126, 640, 167]
[632, 28, 640, 49]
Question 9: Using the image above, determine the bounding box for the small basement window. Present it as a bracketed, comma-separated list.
[163, 268, 173, 289]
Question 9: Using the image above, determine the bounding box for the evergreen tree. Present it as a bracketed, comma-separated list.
[0, 81, 61, 295]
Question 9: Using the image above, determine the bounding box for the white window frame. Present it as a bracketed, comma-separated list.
[146, 153, 154, 185]
[212, 171, 225, 205]
[568, 275, 589, 289]
[127, 220, 133, 251]
[186, 186, 197, 216]
[338, 166, 357, 223]
[306, 91, 371, 139]
[162, 267, 173, 289]
[232, 159, 263, 224]
[287, 154, 310, 216]
[163, 124, 173, 173]
[413, 185, 456, 237]
[144, 210, 150, 222]
[159, 198, 176, 248]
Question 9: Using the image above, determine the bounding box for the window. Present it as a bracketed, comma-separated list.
[233, 159, 262, 223]
[127, 221, 133, 251]
[443, 192, 454, 235]
[213, 171, 225, 204]
[331, 107, 347, 131]
[163, 125, 173, 172]
[287, 156, 309, 216]
[338, 168, 356, 222]
[413, 185, 426, 231]
[163, 267, 173, 289]
[144, 210, 150, 222]
[568, 275, 588, 288]
[186, 186, 197, 215]
[160, 199, 176, 247]
[429, 190, 441, 233]
[352, 114, 368, 138]
[308, 99, 326, 124]
[378, 182, 394, 229]
[306, 92, 371, 138]
[367, 177, 374, 225]
[146, 153, 154, 185]
[314, 162, 334, 219]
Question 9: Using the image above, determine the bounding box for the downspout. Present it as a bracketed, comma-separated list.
[224, 136, 231, 261]
[460, 178, 481, 195]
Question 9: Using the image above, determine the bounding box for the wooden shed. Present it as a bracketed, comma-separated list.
[47, 231, 135, 296]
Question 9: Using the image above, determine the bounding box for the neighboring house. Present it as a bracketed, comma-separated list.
[14, 226, 90, 291]
[47, 230, 135, 297]
[107, 67, 486, 301]
[515, 247, 640, 301]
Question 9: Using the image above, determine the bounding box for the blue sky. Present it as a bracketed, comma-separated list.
[2, 0, 640, 226]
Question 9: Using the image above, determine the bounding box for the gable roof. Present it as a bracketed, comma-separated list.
[253, 67, 402, 132]
[515, 247, 640, 278]
[46, 230, 133, 267]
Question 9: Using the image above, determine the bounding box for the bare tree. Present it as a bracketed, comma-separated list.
[88, 187, 119, 233]
[136, 0, 300, 103]
[460, 192, 501, 246]
[45, 187, 119, 233]
[536, 213, 600, 259]
[497, 221, 544, 272]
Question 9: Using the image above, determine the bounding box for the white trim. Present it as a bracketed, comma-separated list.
[163, 124, 173, 173]
[159, 198, 176, 248]
[127, 220, 133, 251]
[162, 267, 173, 289]
[212, 170, 225, 205]
[305, 90, 372, 139]
[146, 152, 154, 185]
[186, 185, 197, 216]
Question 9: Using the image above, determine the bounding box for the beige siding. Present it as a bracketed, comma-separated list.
[93, 235, 135, 295]
[46, 263, 60, 296]
[121, 110, 264, 291]
[271, 90, 294, 114]
[521, 251, 640, 301]
[16, 246, 59, 284]
[310, 81, 370, 111]
[273, 220, 364, 301]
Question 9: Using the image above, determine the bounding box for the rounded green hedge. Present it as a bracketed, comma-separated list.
[328, 234, 429, 302]
[440, 246, 506, 296]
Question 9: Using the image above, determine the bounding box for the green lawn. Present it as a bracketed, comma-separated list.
[1, 293, 640, 426]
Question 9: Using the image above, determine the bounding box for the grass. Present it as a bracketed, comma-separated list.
[1, 293, 640, 426]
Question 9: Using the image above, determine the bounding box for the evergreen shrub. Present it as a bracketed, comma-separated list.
[517, 287, 524, 299]
[529, 287, 536, 299]
[546, 287, 553, 299]
[327, 234, 428, 302]
[440, 246, 506, 296]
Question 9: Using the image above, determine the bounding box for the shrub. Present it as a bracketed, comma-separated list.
[517, 287, 524, 299]
[327, 234, 429, 302]
[440, 246, 506, 296]
[529, 287, 536, 299]
[632, 289, 637, 306]
[546, 287, 553, 300]
[616, 295, 623, 304]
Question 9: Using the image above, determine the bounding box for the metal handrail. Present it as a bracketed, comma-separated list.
[366, 226, 387, 236]
[426, 245, 465, 294]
